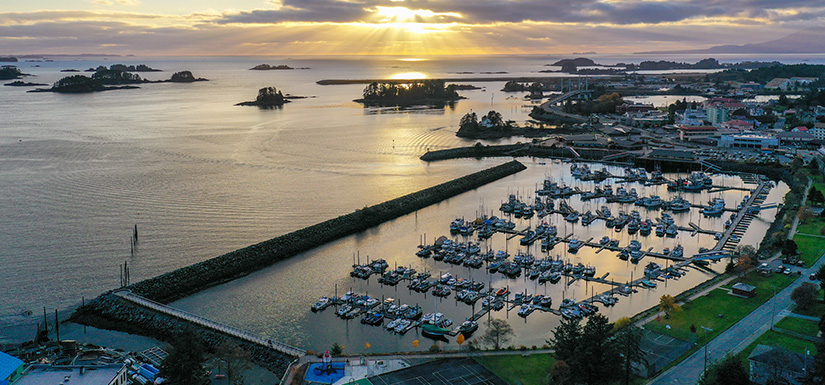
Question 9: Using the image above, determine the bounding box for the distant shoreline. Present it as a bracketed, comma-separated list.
[317, 76, 621, 85]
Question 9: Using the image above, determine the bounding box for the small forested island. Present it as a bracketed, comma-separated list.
[456, 110, 547, 139]
[167, 71, 208, 83]
[0, 66, 27, 80]
[236, 87, 290, 107]
[0, 56, 18, 62]
[4, 81, 47, 87]
[30, 70, 207, 93]
[355, 79, 464, 107]
[29, 75, 140, 93]
[250, 64, 293, 70]
[86, 64, 161, 72]
[447, 84, 482, 90]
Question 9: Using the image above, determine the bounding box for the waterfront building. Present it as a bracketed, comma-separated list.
[0, 351, 24, 385]
[13, 364, 128, 385]
[718, 134, 779, 149]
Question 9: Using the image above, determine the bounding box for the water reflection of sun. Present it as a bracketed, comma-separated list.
[390, 72, 428, 80]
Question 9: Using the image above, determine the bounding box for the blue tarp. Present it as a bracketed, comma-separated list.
[304, 362, 346, 384]
[0, 351, 23, 385]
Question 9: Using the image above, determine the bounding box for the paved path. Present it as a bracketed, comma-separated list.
[787, 178, 812, 240]
[113, 290, 305, 357]
[649, 177, 820, 385]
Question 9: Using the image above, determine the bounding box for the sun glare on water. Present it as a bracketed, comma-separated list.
[390, 72, 428, 80]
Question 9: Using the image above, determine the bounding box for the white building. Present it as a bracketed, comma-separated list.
[718, 134, 779, 149]
[675, 108, 707, 126]
[811, 123, 825, 140]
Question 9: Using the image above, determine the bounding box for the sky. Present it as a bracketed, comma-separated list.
[1, 0, 824, 56]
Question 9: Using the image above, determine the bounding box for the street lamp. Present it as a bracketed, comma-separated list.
[700, 326, 713, 373]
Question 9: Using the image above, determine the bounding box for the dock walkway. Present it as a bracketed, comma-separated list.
[114, 290, 305, 357]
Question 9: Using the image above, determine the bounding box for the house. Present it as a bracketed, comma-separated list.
[748, 345, 813, 385]
[731, 282, 757, 297]
[0, 351, 24, 385]
[723, 119, 754, 131]
[13, 364, 128, 385]
[765, 78, 789, 90]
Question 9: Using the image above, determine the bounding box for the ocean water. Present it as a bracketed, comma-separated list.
[0, 54, 803, 348]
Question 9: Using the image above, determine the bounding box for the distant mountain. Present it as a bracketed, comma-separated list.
[637, 28, 825, 55]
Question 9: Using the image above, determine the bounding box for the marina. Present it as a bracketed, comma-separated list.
[309, 164, 778, 343]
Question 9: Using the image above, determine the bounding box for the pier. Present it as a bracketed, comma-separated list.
[113, 290, 305, 357]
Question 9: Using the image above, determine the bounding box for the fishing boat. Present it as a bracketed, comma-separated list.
[311, 296, 332, 312]
[459, 320, 478, 334]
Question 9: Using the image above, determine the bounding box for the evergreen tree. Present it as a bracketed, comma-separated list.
[698, 355, 749, 385]
[578, 314, 621, 385]
[159, 331, 209, 385]
[615, 326, 645, 385]
[548, 317, 582, 367]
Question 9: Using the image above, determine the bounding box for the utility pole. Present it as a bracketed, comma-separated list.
[700, 326, 713, 373]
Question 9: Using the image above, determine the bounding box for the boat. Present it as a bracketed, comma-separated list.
[630, 250, 644, 263]
[422, 322, 450, 336]
[666, 224, 678, 237]
[599, 236, 610, 245]
[641, 280, 657, 288]
[311, 296, 332, 312]
[386, 318, 401, 330]
[517, 304, 534, 317]
[394, 319, 411, 333]
[629, 240, 642, 251]
[565, 212, 579, 223]
[549, 272, 562, 284]
[583, 265, 596, 277]
[495, 287, 510, 297]
[403, 305, 422, 319]
[581, 211, 595, 226]
[600, 206, 611, 218]
[672, 244, 684, 258]
[639, 219, 652, 235]
[540, 296, 553, 307]
[450, 218, 464, 233]
[568, 238, 583, 252]
[459, 320, 478, 334]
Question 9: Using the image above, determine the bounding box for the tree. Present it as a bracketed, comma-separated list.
[578, 314, 621, 385]
[549, 360, 572, 385]
[255, 87, 285, 106]
[480, 318, 514, 349]
[614, 326, 645, 385]
[698, 355, 749, 385]
[158, 331, 209, 385]
[816, 265, 825, 300]
[659, 294, 682, 318]
[548, 317, 582, 366]
[781, 239, 799, 256]
[612, 316, 632, 332]
[330, 342, 343, 356]
[214, 342, 252, 385]
[792, 282, 819, 310]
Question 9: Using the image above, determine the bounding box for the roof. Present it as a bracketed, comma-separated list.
[0, 351, 23, 381]
[732, 282, 756, 292]
[748, 345, 812, 374]
[679, 126, 717, 131]
[15, 364, 125, 385]
[646, 149, 698, 160]
[793, 126, 810, 132]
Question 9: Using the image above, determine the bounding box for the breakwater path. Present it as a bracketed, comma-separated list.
[113, 290, 305, 357]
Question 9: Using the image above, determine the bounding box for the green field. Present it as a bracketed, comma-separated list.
[475, 353, 556, 385]
[736, 329, 818, 365]
[647, 273, 796, 343]
[775, 316, 822, 337]
[793, 298, 825, 318]
[793, 234, 825, 266]
[796, 216, 825, 235]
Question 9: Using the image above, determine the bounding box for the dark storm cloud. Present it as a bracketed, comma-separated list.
[216, 0, 825, 25]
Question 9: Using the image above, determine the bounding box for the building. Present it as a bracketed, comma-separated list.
[731, 282, 757, 298]
[718, 134, 779, 149]
[675, 108, 707, 126]
[13, 364, 128, 385]
[748, 345, 813, 385]
[812, 123, 825, 141]
[615, 103, 656, 114]
[0, 352, 24, 385]
[775, 131, 816, 147]
[706, 105, 729, 126]
[621, 111, 668, 128]
[765, 78, 790, 90]
[723, 119, 754, 131]
[678, 125, 717, 141]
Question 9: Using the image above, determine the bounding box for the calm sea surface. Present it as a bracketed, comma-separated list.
[0, 54, 807, 349]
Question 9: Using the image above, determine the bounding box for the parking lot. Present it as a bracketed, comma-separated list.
[366, 358, 507, 385]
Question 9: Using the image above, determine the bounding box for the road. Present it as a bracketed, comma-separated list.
[649, 177, 820, 385]
[538, 91, 589, 122]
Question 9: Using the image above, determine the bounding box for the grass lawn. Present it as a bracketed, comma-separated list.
[796, 216, 825, 236]
[735, 330, 818, 365]
[475, 353, 555, 385]
[775, 316, 821, 337]
[647, 273, 796, 343]
[793, 234, 825, 266]
[793, 299, 825, 318]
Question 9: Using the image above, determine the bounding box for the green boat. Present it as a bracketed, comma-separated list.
[421, 323, 450, 336]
